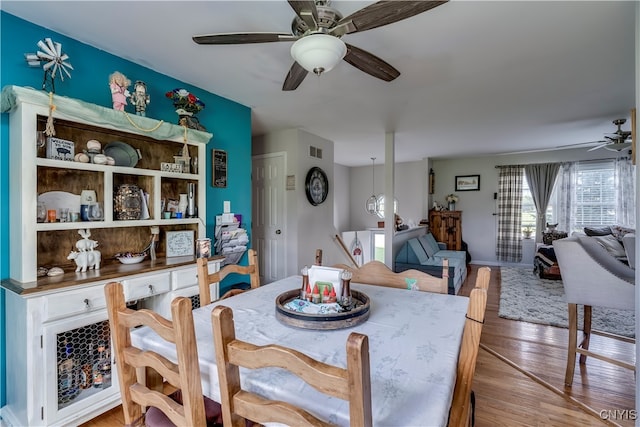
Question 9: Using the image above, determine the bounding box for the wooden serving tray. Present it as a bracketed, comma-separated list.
[275, 289, 370, 330]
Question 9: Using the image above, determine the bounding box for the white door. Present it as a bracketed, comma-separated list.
[252, 153, 286, 283]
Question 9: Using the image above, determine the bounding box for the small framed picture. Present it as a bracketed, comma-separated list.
[166, 230, 195, 257]
[455, 175, 480, 191]
[213, 149, 227, 188]
[174, 156, 190, 174]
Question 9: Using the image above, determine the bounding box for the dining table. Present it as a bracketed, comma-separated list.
[130, 275, 470, 426]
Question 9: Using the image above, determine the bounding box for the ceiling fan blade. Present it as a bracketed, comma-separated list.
[193, 33, 297, 45]
[282, 61, 309, 91]
[588, 142, 609, 152]
[335, 1, 448, 35]
[343, 43, 400, 82]
[288, 0, 318, 31]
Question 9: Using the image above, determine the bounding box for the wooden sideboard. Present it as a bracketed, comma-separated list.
[429, 210, 462, 251]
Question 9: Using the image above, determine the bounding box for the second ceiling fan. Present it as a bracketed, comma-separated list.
[193, 0, 448, 91]
[586, 118, 632, 152]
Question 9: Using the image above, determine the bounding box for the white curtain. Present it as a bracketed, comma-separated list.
[615, 157, 635, 227]
[553, 162, 576, 233]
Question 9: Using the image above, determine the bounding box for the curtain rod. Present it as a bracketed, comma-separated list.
[495, 157, 629, 168]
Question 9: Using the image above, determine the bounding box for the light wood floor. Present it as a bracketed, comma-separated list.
[82, 265, 636, 427]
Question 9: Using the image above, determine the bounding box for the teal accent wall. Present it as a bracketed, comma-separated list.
[0, 11, 252, 408]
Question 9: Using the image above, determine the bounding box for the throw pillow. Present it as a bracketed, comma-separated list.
[583, 226, 612, 236]
[610, 225, 636, 241]
[592, 234, 627, 258]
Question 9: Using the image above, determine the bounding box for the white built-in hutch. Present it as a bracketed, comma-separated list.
[0, 86, 223, 426]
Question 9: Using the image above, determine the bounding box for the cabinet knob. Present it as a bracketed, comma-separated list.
[148, 284, 154, 294]
[84, 298, 90, 309]
[276, 229, 282, 235]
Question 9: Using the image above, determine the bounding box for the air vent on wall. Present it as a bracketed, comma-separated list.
[309, 145, 323, 159]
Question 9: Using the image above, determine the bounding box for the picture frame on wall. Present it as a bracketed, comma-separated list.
[212, 149, 227, 188]
[455, 174, 480, 191]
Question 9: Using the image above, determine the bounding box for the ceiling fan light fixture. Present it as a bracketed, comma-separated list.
[290, 34, 346, 76]
[604, 141, 632, 152]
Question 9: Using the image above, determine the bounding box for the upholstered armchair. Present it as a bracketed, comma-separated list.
[553, 235, 635, 386]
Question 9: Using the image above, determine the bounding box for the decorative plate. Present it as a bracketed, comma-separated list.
[104, 141, 141, 167]
[37, 191, 81, 217]
[305, 166, 329, 206]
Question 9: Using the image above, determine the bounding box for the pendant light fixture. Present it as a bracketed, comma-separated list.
[365, 157, 379, 215]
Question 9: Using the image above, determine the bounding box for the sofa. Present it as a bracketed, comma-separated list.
[394, 232, 468, 295]
[535, 225, 635, 279]
[573, 225, 636, 268]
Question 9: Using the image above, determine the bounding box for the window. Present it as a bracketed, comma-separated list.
[546, 160, 617, 232]
[573, 161, 616, 227]
[375, 195, 398, 219]
[521, 176, 536, 237]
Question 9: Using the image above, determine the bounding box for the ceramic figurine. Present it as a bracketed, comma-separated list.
[67, 250, 101, 272]
[109, 71, 131, 111]
[130, 80, 150, 116]
[70, 229, 101, 272]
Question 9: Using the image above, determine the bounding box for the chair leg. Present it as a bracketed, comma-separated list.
[579, 305, 592, 364]
[565, 303, 578, 387]
[470, 390, 476, 427]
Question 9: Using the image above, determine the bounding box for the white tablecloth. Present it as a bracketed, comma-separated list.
[131, 276, 469, 426]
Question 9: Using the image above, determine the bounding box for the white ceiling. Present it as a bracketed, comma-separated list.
[3, 1, 636, 166]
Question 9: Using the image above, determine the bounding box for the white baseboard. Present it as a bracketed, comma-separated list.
[470, 260, 534, 268]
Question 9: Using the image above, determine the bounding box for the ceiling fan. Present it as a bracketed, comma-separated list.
[587, 118, 632, 152]
[193, 0, 448, 91]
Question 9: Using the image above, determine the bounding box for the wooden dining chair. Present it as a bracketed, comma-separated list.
[196, 248, 259, 305]
[104, 281, 222, 427]
[332, 259, 450, 294]
[448, 266, 491, 427]
[211, 305, 373, 427]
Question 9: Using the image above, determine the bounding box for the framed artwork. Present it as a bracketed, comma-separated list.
[166, 230, 195, 257]
[455, 174, 480, 191]
[212, 149, 227, 188]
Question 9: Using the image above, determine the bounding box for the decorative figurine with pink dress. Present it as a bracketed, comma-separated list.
[109, 71, 131, 111]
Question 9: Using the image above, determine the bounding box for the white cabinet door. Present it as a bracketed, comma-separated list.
[42, 310, 120, 426]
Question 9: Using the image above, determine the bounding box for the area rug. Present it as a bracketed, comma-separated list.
[498, 266, 635, 338]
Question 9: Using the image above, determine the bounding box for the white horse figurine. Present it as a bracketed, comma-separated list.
[67, 250, 101, 272]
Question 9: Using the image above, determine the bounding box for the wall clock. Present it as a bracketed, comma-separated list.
[305, 167, 329, 206]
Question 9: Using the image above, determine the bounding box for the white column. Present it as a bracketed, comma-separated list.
[384, 132, 395, 268]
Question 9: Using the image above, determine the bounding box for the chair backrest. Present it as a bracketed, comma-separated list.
[448, 268, 490, 427]
[474, 266, 491, 291]
[332, 259, 449, 294]
[104, 281, 207, 427]
[553, 236, 634, 309]
[211, 305, 373, 427]
[196, 248, 260, 305]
